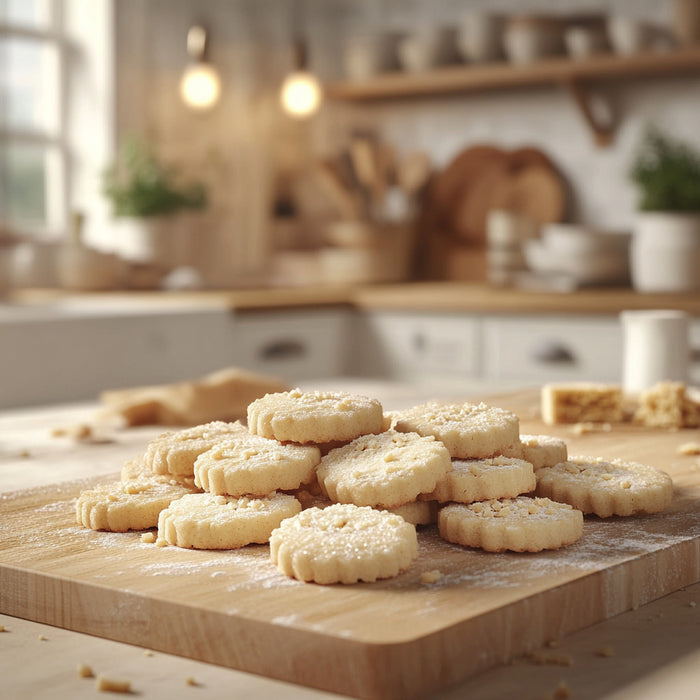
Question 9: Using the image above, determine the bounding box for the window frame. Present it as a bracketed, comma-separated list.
[1, 0, 69, 236]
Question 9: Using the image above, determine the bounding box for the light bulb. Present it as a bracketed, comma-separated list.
[180, 62, 221, 110]
[280, 70, 322, 118]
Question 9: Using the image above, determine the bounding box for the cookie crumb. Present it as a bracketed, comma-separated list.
[77, 663, 94, 678]
[595, 645, 615, 658]
[689, 601, 697, 608]
[546, 639, 560, 648]
[185, 676, 199, 686]
[678, 442, 700, 456]
[140, 532, 156, 544]
[96, 675, 131, 693]
[38, 634, 47, 641]
[143, 650, 154, 657]
[18, 449, 31, 458]
[0, 625, 6, 632]
[420, 569, 443, 584]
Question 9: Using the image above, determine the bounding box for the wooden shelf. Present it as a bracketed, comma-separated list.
[325, 46, 700, 145]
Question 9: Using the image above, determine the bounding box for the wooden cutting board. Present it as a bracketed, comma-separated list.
[1, 390, 699, 700]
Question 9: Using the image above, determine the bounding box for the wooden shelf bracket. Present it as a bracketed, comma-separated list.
[562, 79, 616, 147]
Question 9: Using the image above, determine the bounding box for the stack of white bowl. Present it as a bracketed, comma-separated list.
[523, 223, 631, 286]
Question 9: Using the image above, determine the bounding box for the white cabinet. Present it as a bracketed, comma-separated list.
[351, 311, 481, 380]
[230, 309, 352, 382]
[482, 315, 623, 383]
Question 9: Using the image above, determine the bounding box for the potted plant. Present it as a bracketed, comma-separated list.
[103, 136, 207, 267]
[629, 127, 700, 292]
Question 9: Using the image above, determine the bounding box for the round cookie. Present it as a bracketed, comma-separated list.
[269, 503, 418, 584]
[193, 433, 320, 496]
[120, 457, 197, 489]
[423, 456, 535, 504]
[76, 476, 200, 532]
[156, 492, 301, 549]
[438, 497, 584, 552]
[535, 456, 674, 518]
[381, 499, 439, 526]
[316, 429, 451, 508]
[392, 401, 520, 459]
[144, 421, 248, 476]
[505, 434, 568, 471]
[247, 389, 383, 444]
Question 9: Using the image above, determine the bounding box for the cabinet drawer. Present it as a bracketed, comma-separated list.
[231, 310, 350, 381]
[356, 312, 481, 379]
[483, 315, 622, 382]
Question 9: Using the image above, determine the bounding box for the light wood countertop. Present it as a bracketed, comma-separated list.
[7, 282, 700, 316]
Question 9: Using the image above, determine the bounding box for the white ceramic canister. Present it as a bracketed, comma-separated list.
[620, 309, 690, 394]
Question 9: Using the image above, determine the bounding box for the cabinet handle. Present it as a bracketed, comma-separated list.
[530, 340, 577, 365]
[258, 339, 307, 361]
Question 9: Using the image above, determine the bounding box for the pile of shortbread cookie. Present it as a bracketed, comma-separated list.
[76, 388, 674, 585]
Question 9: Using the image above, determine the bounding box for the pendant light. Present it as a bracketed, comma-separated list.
[180, 25, 221, 111]
[280, 2, 322, 119]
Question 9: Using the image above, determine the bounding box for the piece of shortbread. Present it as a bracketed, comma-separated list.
[316, 429, 451, 508]
[144, 421, 248, 476]
[269, 503, 418, 584]
[194, 433, 320, 496]
[247, 389, 383, 444]
[438, 497, 584, 552]
[392, 401, 520, 459]
[156, 492, 301, 549]
[76, 477, 200, 532]
[535, 456, 673, 517]
[423, 456, 535, 504]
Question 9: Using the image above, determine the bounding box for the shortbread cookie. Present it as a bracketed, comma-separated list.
[144, 421, 248, 476]
[438, 497, 584, 552]
[157, 492, 301, 549]
[120, 457, 197, 489]
[193, 433, 320, 497]
[269, 503, 418, 584]
[505, 434, 568, 471]
[381, 499, 439, 526]
[535, 456, 674, 517]
[316, 430, 451, 508]
[423, 456, 535, 504]
[247, 389, 383, 444]
[541, 383, 624, 425]
[76, 477, 199, 532]
[634, 381, 700, 429]
[392, 401, 520, 459]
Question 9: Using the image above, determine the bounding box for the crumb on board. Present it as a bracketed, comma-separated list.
[595, 645, 615, 658]
[546, 639, 560, 649]
[143, 649, 154, 657]
[678, 442, 700, 456]
[0, 625, 6, 632]
[77, 663, 94, 678]
[420, 569, 443, 584]
[38, 634, 47, 641]
[689, 601, 697, 608]
[140, 532, 157, 544]
[18, 449, 31, 458]
[185, 676, 198, 686]
[96, 675, 131, 693]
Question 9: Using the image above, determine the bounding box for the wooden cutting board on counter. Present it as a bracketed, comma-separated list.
[1, 390, 699, 700]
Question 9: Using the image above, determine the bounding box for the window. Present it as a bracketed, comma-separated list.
[1, 0, 66, 236]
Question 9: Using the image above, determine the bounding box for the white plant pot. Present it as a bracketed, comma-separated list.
[112, 215, 186, 267]
[630, 212, 700, 292]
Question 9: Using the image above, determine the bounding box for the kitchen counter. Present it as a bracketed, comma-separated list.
[1, 379, 699, 700]
[7, 282, 700, 316]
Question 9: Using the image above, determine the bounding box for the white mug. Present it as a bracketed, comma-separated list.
[620, 309, 690, 393]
